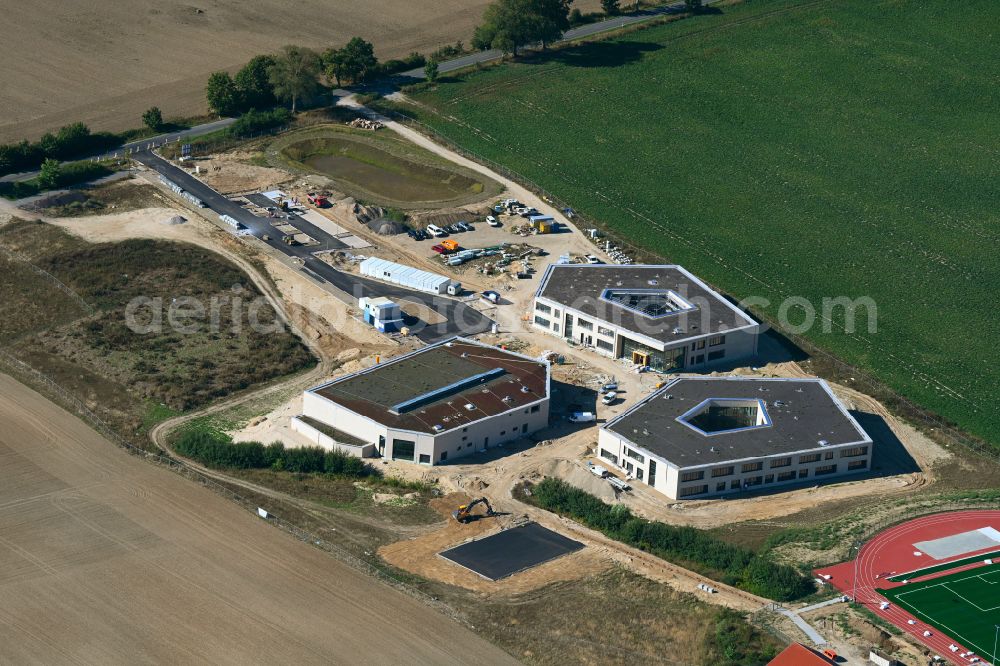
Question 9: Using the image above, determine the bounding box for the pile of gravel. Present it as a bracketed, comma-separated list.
[162, 215, 187, 225]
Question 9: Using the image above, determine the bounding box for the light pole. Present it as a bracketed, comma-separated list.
[992, 624, 999, 666]
[852, 540, 862, 603]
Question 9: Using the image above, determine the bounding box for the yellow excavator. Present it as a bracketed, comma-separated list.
[452, 497, 496, 524]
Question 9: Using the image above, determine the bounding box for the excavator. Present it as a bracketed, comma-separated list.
[452, 497, 496, 524]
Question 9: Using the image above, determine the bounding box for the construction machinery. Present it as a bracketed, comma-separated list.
[307, 193, 330, 208]
[452, 497, 496, 524]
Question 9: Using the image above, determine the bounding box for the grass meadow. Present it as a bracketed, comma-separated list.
[401, 0, 1000, 444]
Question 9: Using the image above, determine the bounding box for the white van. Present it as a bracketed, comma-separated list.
[426, 224, 446, 237]
[486, 215, 500, 227]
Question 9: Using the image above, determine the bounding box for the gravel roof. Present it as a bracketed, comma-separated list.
[535, 264, 757, 345]
[604, 377, 871, 468]
[310, 338, 548, 435]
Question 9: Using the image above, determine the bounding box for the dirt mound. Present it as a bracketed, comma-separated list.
[367, 218, 404, 235]
[162, 215, 186, 225]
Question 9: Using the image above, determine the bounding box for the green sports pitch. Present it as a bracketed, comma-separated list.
[879, 563, 1000, 657]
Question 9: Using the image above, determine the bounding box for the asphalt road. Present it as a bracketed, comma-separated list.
[134, 151, 493, 343]
[0, 118, 237, 183]
[398, 0, 707, 79]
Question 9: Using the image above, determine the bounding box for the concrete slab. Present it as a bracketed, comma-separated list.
[915, 527, 1000, 560]
[439, 522, 583, 581]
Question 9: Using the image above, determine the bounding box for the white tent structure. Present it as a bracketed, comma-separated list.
[359, 257, 461, 295]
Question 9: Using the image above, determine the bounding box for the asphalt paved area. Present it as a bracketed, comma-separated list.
[439, 522, 585, 581]
[134, 150, 492, 344]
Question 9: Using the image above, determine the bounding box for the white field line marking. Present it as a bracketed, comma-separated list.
[940, 583, 1000, 613]
[890, 591, 993, 658]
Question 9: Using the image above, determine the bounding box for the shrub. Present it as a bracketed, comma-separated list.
[530, 478, 813, 601]
[228, 107, 291, 138]
[173, 428, 378, 479]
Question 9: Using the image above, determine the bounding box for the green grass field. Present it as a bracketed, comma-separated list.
[880, 563, 1000, 658]
[401, 0, 1000, 445]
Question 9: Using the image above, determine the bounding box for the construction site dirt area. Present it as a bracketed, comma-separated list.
[0, 374, 519, 665]
[379, 494, 612, 594]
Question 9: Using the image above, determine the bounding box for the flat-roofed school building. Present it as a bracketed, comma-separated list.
[531, 264, 759, 372]
[598, 377, 873, 500]
[293, 337, 550, 464]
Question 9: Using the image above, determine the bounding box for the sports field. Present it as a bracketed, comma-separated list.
[880, 563, 1000, 659]
[403, 0, 1000, 445]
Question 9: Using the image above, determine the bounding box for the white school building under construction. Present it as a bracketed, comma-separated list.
[292, 338, 550, 464]
[531, 264, 760, 372]
[598, 377, 874, 500]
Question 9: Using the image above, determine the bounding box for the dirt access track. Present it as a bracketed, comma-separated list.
[0, 374, 518, 665]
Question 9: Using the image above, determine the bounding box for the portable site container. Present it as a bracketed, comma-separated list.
[359, 257, 461, 295]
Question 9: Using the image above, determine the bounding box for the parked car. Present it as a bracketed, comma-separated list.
[415, 229, 428, 241]
[569, 411, 596, 423]
[519, 208, 540, 218]
[487, 215, 501, 227]
[600, 382, 618, 394]
[589, 465, 609, 478]
[457, 221, 473, 232]
[431, 244, 448, 254]
[602, 392, 618, 405]
[585, 254, 602, 264]
[426, 224, 446, 237]
[407, 228, 417, 239]
[448, 224, 463, 234]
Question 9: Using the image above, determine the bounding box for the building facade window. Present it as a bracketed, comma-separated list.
[600, 449, 618, 464]
[692, 339, 706, 350]
[418, 453, 431, 464]
[597, 339, 614, 352]
[576, 318, 593, 331]
[648, 460, 657, 487]
[716, 482, 726, 492]
[680, 470, 705, 482]
[709, 335, 726, 347]
[598, 326, 614, 337]
[534, 315, 550, 327]
[679, 484, 708, 497]
[392, 439, 415, 461]
[840, 446, 869, 458]
[712, 465, 735, 478]
[815, 464, 838, 475]
[535, 302, 552, 314]
[530, 404, 540, 413]
[741, 461, 763, 473]
[769, 457, 792, 469]
[707, 349, 725, 361]
[777, 471, 796, 482]
[848, 460, 868, 470]
[624, 448, 645, 464]
[745, 476, 763, 486]
[799, 453, 821, 464]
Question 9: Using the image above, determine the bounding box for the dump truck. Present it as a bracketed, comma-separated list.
[440, 239, 460, 252]
[452, 497, 496, 524]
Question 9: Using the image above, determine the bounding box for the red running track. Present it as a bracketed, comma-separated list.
[815, 510, 1000, 665]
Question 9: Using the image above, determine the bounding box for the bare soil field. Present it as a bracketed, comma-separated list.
[0, 373, 519, 665]
[0, 0, 600, 143]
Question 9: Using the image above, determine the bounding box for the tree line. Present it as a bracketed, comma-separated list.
[174, 429, 378, 478]
[529, 477, 814, 601]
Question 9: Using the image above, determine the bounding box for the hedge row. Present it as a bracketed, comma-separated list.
[0, 122, 122, 176]
[174, 429, 378, 478]
[531, 478, 813, 601]
[228, 107, 292, 138]
[0, 161, 113, 200]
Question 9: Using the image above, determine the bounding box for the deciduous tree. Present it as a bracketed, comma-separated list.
[206, 71, 240, 116]
[267, 46, 321, 113]
[142, 107, 163, 131]
[234, 55, 277, 110]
